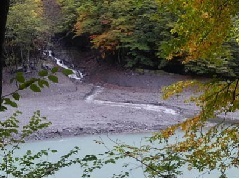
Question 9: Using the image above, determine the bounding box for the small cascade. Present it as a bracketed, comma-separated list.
[43, 50, 84, 80]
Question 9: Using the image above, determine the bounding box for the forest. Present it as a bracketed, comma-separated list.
[2, 0, 239, 78]
[0, 0, 239, 178]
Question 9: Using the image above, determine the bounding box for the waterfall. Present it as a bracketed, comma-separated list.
[43, 50, 84, 80]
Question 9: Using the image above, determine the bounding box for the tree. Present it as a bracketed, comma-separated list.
[88, 0, 238, 177]
[0, 0, 10, 104]
[58, 0, 176, 67]
[58, 0, 238, 77]
[4, 0, 51, 72]
[157, 1, 239, 176]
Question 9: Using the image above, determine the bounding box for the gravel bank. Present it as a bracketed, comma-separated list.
[1, 69, 238, 141]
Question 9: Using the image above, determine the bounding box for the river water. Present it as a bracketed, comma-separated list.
[14, 131, 238, 178]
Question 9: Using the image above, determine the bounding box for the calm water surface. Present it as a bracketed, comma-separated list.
[14, 131, 238, 178]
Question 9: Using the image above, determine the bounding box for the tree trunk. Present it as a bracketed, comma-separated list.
[0, 0, 10, 106]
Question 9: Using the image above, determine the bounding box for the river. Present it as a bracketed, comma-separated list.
[13, 131, 238, 178]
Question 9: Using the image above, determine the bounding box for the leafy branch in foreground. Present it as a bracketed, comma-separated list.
[79, 0, 239, 177]
[0, 110, 102, 178]
[0, 67, 100, 178]
[1, 67, 73, 111]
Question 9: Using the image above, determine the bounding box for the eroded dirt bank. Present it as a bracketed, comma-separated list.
[1, 66, 239, 141]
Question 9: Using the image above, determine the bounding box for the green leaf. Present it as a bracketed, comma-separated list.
[38, 80, 44, 88]
[4, 98, 18, 108]
[26, 150, 32, 155]
[38, 79, 50, 88]
[38, 70, 48, 77]
[62, 69, 73, 76]
[0, 105, 7, 111]
[51, 67, 59, 73]
[48, 75, 58, 83]
[20, 79, 37, 90]
[16, 72, 25, 83]
[42, 80, 49, 87]
[83, 155, 98, 161]
[18, 84, 26, 90]
[12, 93, 20, 101]
[30, 84, 41, 92]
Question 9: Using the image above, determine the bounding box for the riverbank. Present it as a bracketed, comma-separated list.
[1, 66, 239, 141]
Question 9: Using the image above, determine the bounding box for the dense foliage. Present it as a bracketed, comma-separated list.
[58, 0, 174, 68]
[4, 0, 52, 72]
[158, 0, 239, 79]
[58, 0, 238, 78]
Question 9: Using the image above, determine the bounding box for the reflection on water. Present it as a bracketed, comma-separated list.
[14, 131, 238, 178]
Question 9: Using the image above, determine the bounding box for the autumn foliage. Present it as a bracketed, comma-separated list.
[58, 0, 238, 79]
[3, 0, 239, 177]
[57, 0, 240, 177]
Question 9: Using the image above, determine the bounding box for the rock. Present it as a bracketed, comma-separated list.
[156, 70, 167, 75]
[41, 61, 55, 70]
[135, 68, 144, 75]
